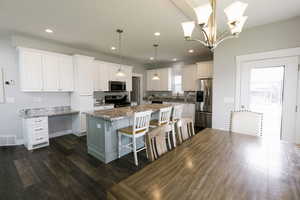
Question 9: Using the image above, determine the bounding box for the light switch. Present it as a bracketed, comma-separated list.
[6, 97, 15, 103]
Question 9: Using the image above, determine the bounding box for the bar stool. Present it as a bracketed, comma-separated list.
[150, 106, 172, 148]
[118, 110, 152, 166]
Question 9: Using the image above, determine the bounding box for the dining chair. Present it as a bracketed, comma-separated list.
[118, 110, 152, 166]
[229, 110, 263, 136]
[145, 124, 171, 161]
[175, 118, 195, 144]
[150, 106, 173, 148]
[169, 104, 184, 148]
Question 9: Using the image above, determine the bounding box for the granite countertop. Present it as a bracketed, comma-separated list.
[20, 106, 80, 119]
[94, 103, 114, 107]
[85, 104, 176, 121]
[143, 96, 196, 104]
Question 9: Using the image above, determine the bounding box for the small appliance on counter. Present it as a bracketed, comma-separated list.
[195, 78, 212, 129]
[105, 94, 131, 108]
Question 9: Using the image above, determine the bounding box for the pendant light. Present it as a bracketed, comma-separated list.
[152, 44, 160, 80]
[116, 29, 125, 77]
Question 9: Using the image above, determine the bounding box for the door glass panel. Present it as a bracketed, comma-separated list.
[249, 67, 284, 140]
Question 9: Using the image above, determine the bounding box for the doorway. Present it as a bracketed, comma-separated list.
[131, 76, 141, 105]
[237, 57, 298, 143]
[248, 66, 284, 140]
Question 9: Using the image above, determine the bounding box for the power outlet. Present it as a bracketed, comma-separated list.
[97, 124, 101, 129]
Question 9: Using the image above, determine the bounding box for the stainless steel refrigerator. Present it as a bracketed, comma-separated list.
[195, 78, 212, 129]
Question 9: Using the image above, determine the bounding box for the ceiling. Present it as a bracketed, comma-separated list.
[0, 0, 299, 64]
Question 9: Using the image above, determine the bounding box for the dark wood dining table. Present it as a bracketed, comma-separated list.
[108, 129, 300, 200]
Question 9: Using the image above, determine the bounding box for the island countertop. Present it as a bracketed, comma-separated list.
[85, 104, 175, 121]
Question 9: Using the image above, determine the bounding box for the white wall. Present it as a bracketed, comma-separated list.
[213, 16, 300, 130]
[0, 33, 146, 141]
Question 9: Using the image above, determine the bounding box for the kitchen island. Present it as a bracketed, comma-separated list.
[85, 104, 174, 163]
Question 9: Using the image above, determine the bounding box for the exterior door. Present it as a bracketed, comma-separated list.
[238, 57, 298, 142]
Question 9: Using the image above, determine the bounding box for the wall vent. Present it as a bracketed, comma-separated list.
[0, 135, 17, 146]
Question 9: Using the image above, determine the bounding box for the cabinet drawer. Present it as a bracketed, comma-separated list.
[32, 134, 49, 144]
[28, 117, 48, 126]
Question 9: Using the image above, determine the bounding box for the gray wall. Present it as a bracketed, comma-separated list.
[213, 16, 300, 130]
[0, 33, 146, 141]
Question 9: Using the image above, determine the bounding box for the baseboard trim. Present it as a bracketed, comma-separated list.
[49, 130, 73, 138]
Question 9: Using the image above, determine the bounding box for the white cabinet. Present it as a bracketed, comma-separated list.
[19, 49, 43, 91]
[182, 64, 197, 91]
[103, 62, 132, 91]
[147, 68, 172, 91]
[197, 61, 213, 78]
[22, 117, 49, 150]
[73, 55, 94, 95]
[18, 47, 74, 92]
[59, 56, 74, 91]
[43, 54, 60, 91]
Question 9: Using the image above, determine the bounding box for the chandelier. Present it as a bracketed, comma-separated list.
[181, 0, 248, 50]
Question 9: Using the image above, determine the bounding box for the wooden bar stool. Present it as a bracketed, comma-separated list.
[175, 118, 195, 144]
[150, 106, 172, 148]
[118, 110, 152, 166]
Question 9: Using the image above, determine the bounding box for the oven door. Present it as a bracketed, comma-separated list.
[109, 81, 126, 92]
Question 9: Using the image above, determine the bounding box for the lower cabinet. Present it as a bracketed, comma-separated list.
[22, 117, 49, 150]
[163, 102, 195, 123]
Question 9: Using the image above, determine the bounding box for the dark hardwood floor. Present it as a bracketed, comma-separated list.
[0, 134, 150, 200]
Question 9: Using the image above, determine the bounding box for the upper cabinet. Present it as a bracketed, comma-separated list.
[196, 61, 213, 78]
[93, 61, 132, 92]
[182, 64, 197, 91]
[146, 68, 172, 91]
[93, 61, 109, 91]
[18, 47, 74, 92]
[73, 55, 94, 96]
[19, 49, 44, 91]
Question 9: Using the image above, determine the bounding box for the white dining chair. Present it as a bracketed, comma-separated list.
[150, 106, 173, 148]
[118, 110, 152, 166]
[229, 110, 263, 136]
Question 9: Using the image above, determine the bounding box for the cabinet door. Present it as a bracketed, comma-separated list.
[159, 68, 171, 91]
[182, 65, 197, 91]
[146, 70, 153, 91]
[59, 56, 74, 91]
[99, 62, 109, 91]
[197, 61, 213, 78]
[20, 50, 43, 91]
[78, 59, 94, 95]
[92, 61, 100, 91]
[43, 54, 60, 91]
[124, 66, 132, 91]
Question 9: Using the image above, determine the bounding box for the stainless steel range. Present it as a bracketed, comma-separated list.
[195, 78, 212, 129]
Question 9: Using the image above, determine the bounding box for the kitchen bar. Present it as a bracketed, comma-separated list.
[85, 104, 174, 163]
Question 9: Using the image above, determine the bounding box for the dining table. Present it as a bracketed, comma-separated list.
[108, 128, 300, 200]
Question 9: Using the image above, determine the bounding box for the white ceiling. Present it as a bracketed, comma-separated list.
[0, 0, 299, 64]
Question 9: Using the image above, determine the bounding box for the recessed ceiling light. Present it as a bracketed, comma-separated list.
[150, 57, 154, 60]
[111, 46, 116, 50]
[188, 49, 194, 53]
[154, 32, 160, 36]
[172, 58, 177, 61]
[45, 28, 53, 33]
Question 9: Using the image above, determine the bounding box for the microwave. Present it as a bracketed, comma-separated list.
[109, 81, 126, 92]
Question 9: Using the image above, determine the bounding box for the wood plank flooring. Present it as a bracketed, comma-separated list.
[0, 134, 150, 200]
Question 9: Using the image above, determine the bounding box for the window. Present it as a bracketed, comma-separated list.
[172, 63, 184, 95]
[173, 75, 183, 95]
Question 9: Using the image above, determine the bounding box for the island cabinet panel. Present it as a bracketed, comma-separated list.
[86, 115, 144, 164]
